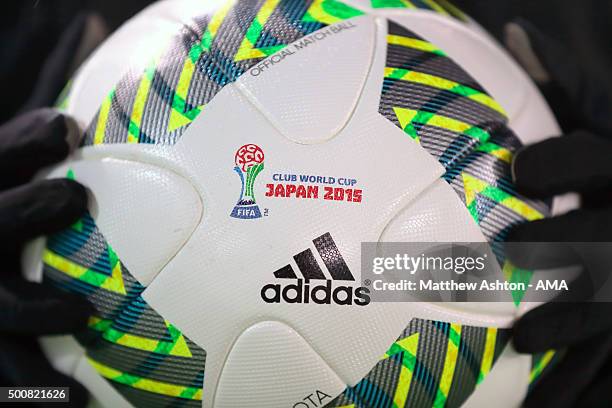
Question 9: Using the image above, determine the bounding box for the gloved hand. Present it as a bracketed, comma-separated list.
[504, 20, 612, 408]
[0, 108, 91, 407]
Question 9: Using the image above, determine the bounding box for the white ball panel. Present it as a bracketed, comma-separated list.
[21, 237, 46, 283]
[140, 76, 447, 406]
[463, 345, 530, 408]
[215, 321, 345, 408]
[380, 178, 519, 318]
[235, 16, 376, 144]
[39, 336, 84, 379]
[380, 179, 485, 243]
[45, 157, 203, 286]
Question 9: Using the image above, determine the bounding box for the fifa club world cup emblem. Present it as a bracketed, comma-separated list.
[231, 144, 265, 219]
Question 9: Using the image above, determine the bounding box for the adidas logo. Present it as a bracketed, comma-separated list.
[261, 232, 370, 306]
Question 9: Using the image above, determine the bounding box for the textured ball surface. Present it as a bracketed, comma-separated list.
[30, 0, 561, 407]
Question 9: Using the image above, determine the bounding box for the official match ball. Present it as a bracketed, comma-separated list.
[24, 0, 561, 406]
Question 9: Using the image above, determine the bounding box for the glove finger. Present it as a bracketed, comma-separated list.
[504, 240, 578, 271]
[512, 131, 612, 198]
[506, 235, 612, 303]
[506, 207, 612, 247]
[0, 336, 89, 407]
[504, 19, 612, 134]
[513, 302, 612, 352]
[0, 280, 93, 335]
[0, 178, 87, 246]
[522, 333, 612, 408]
[0, 109, 80, 189]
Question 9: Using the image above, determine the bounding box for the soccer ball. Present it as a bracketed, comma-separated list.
[24, 0, 561, 407]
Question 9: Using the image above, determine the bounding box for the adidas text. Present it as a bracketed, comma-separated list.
[261, 279, 370, 306]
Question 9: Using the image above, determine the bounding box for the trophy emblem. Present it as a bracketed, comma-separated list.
[231, 144, 265, 219]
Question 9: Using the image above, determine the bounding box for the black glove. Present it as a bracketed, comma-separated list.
[0, 109, 91, 407]
[504, 20, 612, 408]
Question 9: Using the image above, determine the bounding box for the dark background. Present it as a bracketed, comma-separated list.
[2, 0, 611, 122]
[455, 0, 612, 96]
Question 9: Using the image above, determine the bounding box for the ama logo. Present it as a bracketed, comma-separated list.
[231, 144, 264, 219]
[261, 233, 370, 306]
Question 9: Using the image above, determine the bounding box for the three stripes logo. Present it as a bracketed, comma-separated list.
[261, 233, 370, 306]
